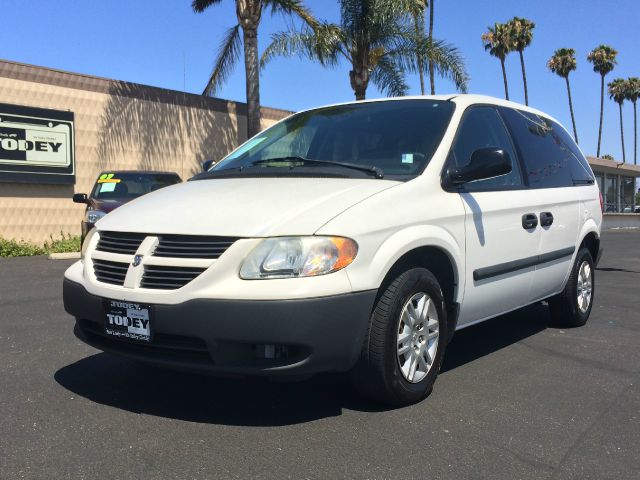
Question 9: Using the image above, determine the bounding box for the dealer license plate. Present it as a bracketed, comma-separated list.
[104, 299, 152, 343]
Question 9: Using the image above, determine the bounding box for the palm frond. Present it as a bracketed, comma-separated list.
[265, 0, 319, 28]
[587, 45, 618, 76]
[369, 55, 409, 97]
[260, 24, 343, 69]
[191, 0, 223, 13]
[608, 78, 627, 104]
[203, 24, 242, 96]
[391, 32, 469, 93]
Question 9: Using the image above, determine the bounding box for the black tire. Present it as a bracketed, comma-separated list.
[548, 247, 594, 327]
[350, 268, 448, 407]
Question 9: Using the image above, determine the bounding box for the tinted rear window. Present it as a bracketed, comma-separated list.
[500, 108, 594, 188]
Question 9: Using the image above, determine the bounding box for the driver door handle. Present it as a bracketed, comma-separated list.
[522, 213, 538, 230]
[540, 212, 554, 227]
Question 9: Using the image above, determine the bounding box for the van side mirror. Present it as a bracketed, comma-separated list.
[202, 159, 216, 172]
[73, 193, 89, 204]
[447, 148, 512, 185]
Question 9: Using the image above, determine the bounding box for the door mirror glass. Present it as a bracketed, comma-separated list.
[72, 193, 88, 204]
[448, 148, 512, 185]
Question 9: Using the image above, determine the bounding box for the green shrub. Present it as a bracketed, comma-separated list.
[0, 238, 45, 257]
[0, 232, 81, 257]
[44, 232, 81, 254]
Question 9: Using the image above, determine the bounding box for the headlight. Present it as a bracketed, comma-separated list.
[240, 236, 358, 279]
[81, 227, 97, 261]
[85, 210, 106, 224]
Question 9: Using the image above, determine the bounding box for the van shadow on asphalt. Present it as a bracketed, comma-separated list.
[54, 304, 550, 426]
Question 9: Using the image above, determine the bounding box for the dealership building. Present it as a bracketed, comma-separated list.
[0, 59, 638, 244]
[0, 60, 290, 244]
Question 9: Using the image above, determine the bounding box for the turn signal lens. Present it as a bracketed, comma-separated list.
[240, 236, 358, 279]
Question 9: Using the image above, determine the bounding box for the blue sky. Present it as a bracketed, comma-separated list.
[2, 0, 638, 160]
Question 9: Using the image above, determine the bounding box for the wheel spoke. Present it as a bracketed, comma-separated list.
[417, 352, 429, 372]
[398, 343, 411, 356]
[404, 304, 417, 327]
[407, 353, 418, 381]
[419, 297, 430, 322]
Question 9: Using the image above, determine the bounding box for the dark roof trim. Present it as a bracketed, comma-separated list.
[0, 59, 291, 120]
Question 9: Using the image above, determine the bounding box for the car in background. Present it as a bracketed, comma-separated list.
[73, 171, 181, 240]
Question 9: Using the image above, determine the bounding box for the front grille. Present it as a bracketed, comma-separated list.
[141, 265, 207, 290]
[96, 231, 146, 255]
[154, 235, 238, 259]
[93, 259, 129, 285]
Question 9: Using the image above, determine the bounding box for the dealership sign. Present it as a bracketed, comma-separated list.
[0, 103, 75, 184]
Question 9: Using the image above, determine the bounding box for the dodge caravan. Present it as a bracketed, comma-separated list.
[63, 95, 602, 406]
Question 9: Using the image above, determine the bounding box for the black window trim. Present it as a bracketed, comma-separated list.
[440, 104, 529, 193]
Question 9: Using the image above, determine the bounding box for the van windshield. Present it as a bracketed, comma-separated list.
[211, 100, 455, 180]
[91, 173, 180, 200]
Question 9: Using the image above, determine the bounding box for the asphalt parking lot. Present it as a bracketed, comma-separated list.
[1, 230, 639, 479]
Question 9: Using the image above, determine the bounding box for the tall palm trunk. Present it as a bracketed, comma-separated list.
[597, 74, 605, 157]
[518, 50, 528, 105]
[565, 76, 578, 144]
[243, 24, 261, 137]
[500, 57, 509, 101]
[634, 101, 637, 164]
[414, 12, 425, 95]
[350, 65, 369, 101]
[618, 103, 626, 163]
[428, 0, 435, 94]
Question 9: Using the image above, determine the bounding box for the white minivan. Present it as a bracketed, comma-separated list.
[64, 95, 602, 406]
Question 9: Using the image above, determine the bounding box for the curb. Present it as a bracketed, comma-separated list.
[48, 252, 81, 260]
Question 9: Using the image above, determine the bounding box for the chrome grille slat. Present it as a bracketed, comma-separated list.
[141, 265, 207, 290]
[154, 235, 237, 259]
[96, 231, 145, 255]
[93, 259, 129, 286]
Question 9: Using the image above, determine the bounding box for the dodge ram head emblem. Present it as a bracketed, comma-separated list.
[132, 255, 143, 267]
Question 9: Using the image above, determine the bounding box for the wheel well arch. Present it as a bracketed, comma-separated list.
[580, 231, 600, 263]
[378, 246, 459, 334]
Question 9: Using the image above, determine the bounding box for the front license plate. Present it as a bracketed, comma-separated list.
[104, 299, 152, 343]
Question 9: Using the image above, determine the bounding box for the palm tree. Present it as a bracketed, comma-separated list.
[608, 78, 627, 163]
[547, 48, 579, 143]
[625, 77, 640, 164]
[587, 45, 618, 157]
[192, 0, 316, 137]
[482, 23, 512, 101]
[428, 0, 435, 94]
[261, 0, 468, 101]
[508, 17, 535, 106]
[412, 4, 427, 95]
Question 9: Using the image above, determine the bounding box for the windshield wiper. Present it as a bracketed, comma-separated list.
[250, 156, 384, 179]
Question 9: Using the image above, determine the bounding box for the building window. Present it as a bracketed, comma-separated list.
[604, 175, 618, 212]
[621, 176, 635, 213]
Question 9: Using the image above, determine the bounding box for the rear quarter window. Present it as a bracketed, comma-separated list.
[500, 108, 594, 188]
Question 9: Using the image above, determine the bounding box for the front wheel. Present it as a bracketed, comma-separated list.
[350, 268, 448, 406]
[548, 247, 594, 327]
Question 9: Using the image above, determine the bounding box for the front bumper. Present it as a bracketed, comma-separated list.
[64, 278, 376, 376]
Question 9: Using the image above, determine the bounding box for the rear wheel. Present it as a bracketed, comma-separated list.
[351, 268, 448, 406]
[548, 247, 594, 327]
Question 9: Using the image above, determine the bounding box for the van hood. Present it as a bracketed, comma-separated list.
[96, 177, 400, 237]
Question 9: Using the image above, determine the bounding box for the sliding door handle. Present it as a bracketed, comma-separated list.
[522, 213, 538, 230]
[540, 212, 554, 227]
